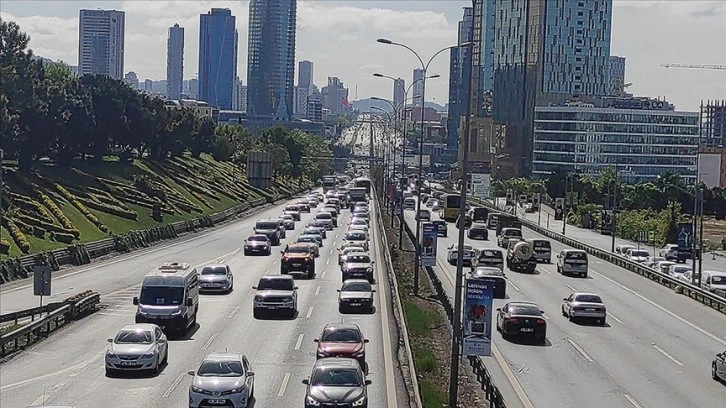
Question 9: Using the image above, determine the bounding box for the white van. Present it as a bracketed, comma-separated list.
[557, 249, 589, 278]
[700, 271, 726, 294]
[133, 262, 199, 337]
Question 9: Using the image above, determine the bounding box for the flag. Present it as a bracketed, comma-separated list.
[342, 95, 350, 108]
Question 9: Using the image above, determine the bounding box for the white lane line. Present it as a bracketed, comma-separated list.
[543, 269, 552, 275]
[592, 271, 726, 346]
[306, 306, 314, 319]
[491, 343, 536, 408]
[321, 270, 327, 278]
[565, 284, 577, 292]
[329, 249, 334, 255]
[272, 260, 277, 265]
[201, 332, 220, 351]
[29, 394, 49, 407]
[227, 306, 240, 319]
[162, 371, 186, 398]
[294, 334, 305, 350]
[315, 286, 321, 296]
[50, 382, 65, 392]
[508, 281, 521, 292]
[98, 312, 134, 317]
[277, 372, 291, 397]
[624, 394, 644, 408]
[652, 344, 683, 366]
[217, 248, 241, 263]
[326, 259, 330, 265]
[608, 312, 623, 324]
[566, 338, 594, 362]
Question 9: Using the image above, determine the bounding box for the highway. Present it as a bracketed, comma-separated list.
[0, 189, 406, 407]
[402, 203, 726, 408]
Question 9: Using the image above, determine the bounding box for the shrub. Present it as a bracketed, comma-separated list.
[32, 226, 45, 238]
[55, 184, 104, 231]
[80, 197, 138, 220]
[33, 251, 60, 271]
[0, 238, 10, 255]
[52, 232, 76, 244]
[67, 244, 91, 265]
[14, 213, 81, 239]
[2, 217, 31, 254]
[34, 188, 77, 231]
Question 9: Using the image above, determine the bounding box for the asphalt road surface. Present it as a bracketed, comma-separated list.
[403, 200, 726, 408]
[0, 194, 405, 408]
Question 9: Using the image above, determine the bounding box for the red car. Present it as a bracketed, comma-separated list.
[314, 323, 369, 373]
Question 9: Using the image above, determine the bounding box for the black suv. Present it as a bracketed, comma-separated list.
[254, 219, 282, 246]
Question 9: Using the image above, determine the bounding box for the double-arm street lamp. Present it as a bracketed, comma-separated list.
[377, 38, 472, 297]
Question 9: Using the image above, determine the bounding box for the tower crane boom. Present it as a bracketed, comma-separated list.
[660, 64, 726, 70]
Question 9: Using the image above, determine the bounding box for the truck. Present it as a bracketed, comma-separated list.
[496, 214, 522, 236]
[506, 240, 538, 273]
[348, 187, 368, 204]
[322, 175, 337, 192]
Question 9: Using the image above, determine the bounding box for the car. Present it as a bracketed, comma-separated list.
[416, 209, 431, 221]
[667, 264, 692, 279]
[659, 244, 679, 261]
[243, 234, 272, 256]
[338, 245, 366, 265]
[308, 219, 330, 232]
[252, 275, 298, 318]
[323, 205, 340, 219]
[341, 252, 375, 283]
[308, 197, 319, 207]
[655, 260, 677, 275]
[557, 249, 589, 277]
[279, 214, 296, 230]
[296, 200, 311, 213]
[349, 218, 369, 232]
[403, 197, 416, 210]
[628, 249, 650, 263]
[303, 358, 371, 408]
[281, 243, 316, 278]
[497, 227, 523, 248]
[105, 324, 168, 376]
[352, 210, 370, 220]
[304, 225, 327, 239]
[616, 244, 636, 256]
[295, 237, 320, 257]
[644, 256, 666, 268]
[496, 302, 547, 345]
[353, 202, 369, 211]
[343, 231, 369, 251]
[299, 233, 324, 248]
[713, 349, 726, 382]
[315, 211, 336, 229]
[254, 219, 282, 246]
[469, 267, 506, 298]
[477, 248, 505, 271]
[432, 220, 448, 237]
[199, 264, 234, 293]
[447, 243, 477, 266]
[338, 280, 376, 313]
[425, 198, 438, 208]
[188, 352, 255, 408]
[561, 292, 607, 325]
[314, 323, 370, 372]
[284, 204, 302, 221]
[467, 223, 489, 240]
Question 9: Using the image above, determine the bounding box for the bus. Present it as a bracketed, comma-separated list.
[440, 194, 462, 222]
[354, 177, 372, 195]
[322, 175, 337, 192]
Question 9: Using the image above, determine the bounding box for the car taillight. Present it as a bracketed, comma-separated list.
[506, 318, 518, 323]
[536, 319, 546, 324]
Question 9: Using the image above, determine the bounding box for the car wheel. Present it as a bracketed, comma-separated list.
[244, 249, 250, 256]
[253, 309, 261, 319]
[162, 349, 168, 365]
[561, 306, 567, 317]
[713, 363, 719, 380]
[547, 258, 551, 264]
[289, 308, 296, 318]
[338, 304, 346, 314]
[155, 357, 162, 375]
[568, 312, 574, 322]
[537, 335, 546, 345]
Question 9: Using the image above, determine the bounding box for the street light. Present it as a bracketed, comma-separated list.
[377, 37, 472, 297]
[371, 108, 394, 201]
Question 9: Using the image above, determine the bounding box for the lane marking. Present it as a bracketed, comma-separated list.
[566, 284, 578, 292]
[652, 344, 683, 366]
[272, 260, 277, 265]
[592, 271, 726, 346]
[326, 259, 330, 265]
[50, 382, 65, 392]
[543, 269, 552, 275]
[566, 338, 594, 362]
[306, 306, 314, 319]
[491, 342, 536, 408]
[608, 312, 623, 324]
[162, 371, 186, 398]
[508, 281, 521, 292]
[624, 394, 644, 408]
[277, 372, 291, 397]
[294, 334, 305, 350]
[29, 394, 49, 407]
[315, 286, 321, 296]
[227, 306, 240, 319]
[329, 249, 334, 255]
[201, 332, 219, 351]
[321, 270, 327, 278]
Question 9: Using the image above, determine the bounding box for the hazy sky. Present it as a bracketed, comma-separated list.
[2, 0, 725, 111]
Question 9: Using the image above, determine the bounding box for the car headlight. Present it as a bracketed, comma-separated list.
[142, 352, 156, 358]
[367, 267, 373, 273]
[254, 296, 263, 302]
[306, 395, 322, 406]
[191, 385, 205, 394]
[352, 349, 365, 357]
[170, 309, 183, 316]
[229, 386, 246, 394]
[352, 395, 367, 406]
[106, 351, 117, 359]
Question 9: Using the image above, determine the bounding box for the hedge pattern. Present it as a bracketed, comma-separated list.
[34, 188, 78, 231]
[67, 244, 91, 265]
[15, 212, 81, 239]
[2, 216, 31, 254]
[79, 196, 138, 220]
[1, 238, 10, 255]
[55, 184, 109, 233]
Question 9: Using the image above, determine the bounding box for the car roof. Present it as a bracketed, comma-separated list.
[342, 279, 371, 285]
[571, 292, 601, 298]
[508, 301, 540, 308]
[260, 274, 294, 280]
[203, 352, 244, 362]
[313, 357, 362, 369]
[201, 264, 228, 269]
[288, 243, 311, 248]
[119, 323, 158, 332]
[323, 322, 362, 332]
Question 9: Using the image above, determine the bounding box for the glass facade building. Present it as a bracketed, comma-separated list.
[446, 7, 474, 152]
[533, 106, 699, 183]
[78, 9, 125, 79]
[198, 8, 238, 109]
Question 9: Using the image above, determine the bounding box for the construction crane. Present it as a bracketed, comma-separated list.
[661, 64, 726, 70]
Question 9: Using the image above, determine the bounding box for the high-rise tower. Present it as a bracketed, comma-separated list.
[198, 8, 238, 109]
[166, 23, 184, 100]
[78, 9, 125, 79]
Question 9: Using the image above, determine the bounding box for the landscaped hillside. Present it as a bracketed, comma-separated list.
[0, 154, 307, 258]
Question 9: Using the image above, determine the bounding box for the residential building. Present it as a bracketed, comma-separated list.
[608, 56, 626, 97]
[307, 99, 323, 122]
[298, 60, 314, 92]
[294, 86, 310, 116]
[406, 107, 441, 123]
[393, 77, 405, 113]
[701, 100, 726, 148]
[144, 79, 153, 92]
[446, 7, 474, 154]
[188, 78, 199, 99]
[124, 71, 139, 89]
[531, 98, 699, 184]
[412, 68, 424, 107]
[322, 77, 350, 115]
[198, 8, 238, 109]
[232, 77, 245, 111]
[78, 9, 125, 79]
[246, 0, 297, 120]
[166, 23, 184, 100]
[164, 99, 214, 118]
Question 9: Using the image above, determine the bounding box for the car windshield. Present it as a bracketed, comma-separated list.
[285, 206, 300, 211]
[286, 246, 310, 254]
[575, 295, 603, 303]
[305, 228, 322, 235]
[712, 276, 725, 284]
[298, 237, 315, 243]
[342, 281, 372, 292]
[281, 215, 293, 220]
[347, 255, 370, 263]
[201, 266, 227, 276]
[321, 328, 362, 343]
[248, 235, 268, 242]
[257, 279, 293, 291]
[317, 213, 332, 220]
[344, 248, 364, 254]
[533, 241, 550, 248]
[565, 252, 587, 260]
[197, 360, 244, 377]
[480, 250, 503, 259]
[509, 306, 542, 316]
[139, 286, 184, 306]
[346, 233, 366, 241]
[311, 368, 362, 387]
[504, 229, 521, 237]
[114, 329, 153, 344]
[256, 222, 278, 230]
[631, 251, 649, 257]
[352, 219, 366, 224]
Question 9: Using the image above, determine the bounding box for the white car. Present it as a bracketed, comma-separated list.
[447, 244, 477, 266]
[339, 246, 366, 265]
[105, 324, 168, 376]
[668, 264, 692, 279]
[188, 352, 255, 408]
[654, 260, 676, 274]
[628, 250, 650, 263]
[659, 244, 679, 261]
[561, 292, 607, 325]
[644, 256, 666, 268]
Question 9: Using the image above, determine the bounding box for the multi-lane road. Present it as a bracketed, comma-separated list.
[0, 194, 406, 407]
[403, 202, 726, 408]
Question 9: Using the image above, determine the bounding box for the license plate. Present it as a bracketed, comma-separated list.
[586, 308, 596, 311]
[350, 303, 361, 307]
[120, 361, 137, 366]
[520, 328, 534, 332]
[266, 306, 278, 310]
[292, 263, 301, 267]
[208, 399, 226, 405]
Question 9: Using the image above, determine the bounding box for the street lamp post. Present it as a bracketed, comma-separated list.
[372, 108, 393, 206]
[377, 37, 471, 297]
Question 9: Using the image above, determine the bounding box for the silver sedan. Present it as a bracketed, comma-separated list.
[105, 324, 168, 376]
[561, 292, 607, 325]
[188, 352, 255, 408]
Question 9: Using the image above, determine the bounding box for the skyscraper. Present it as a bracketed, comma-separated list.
[198, 8, 238, 109]
[412, 68, 424, 107]
[247, 0, 297, 120]
[446, 7, 474, 152]
[322, 77, 350, 115]
[298, 60, 313, 92]
[393, 77, 405, 113]
[78, 9, 125, 79]
[608, 56, 626, 96]
[166, 23, 184, 100]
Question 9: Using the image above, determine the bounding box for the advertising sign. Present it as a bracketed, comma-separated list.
[463, 277, 495, 356]
[421, 222, 438, 267]
[676, 222, 693, 259]
[471, 173, 491, 199]
[554, 198, 565, 220]
[394, 191, 403, 215]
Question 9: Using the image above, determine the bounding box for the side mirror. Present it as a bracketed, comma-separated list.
[563, 297, 568, 301]
[294, 286, 299, 290]
[540, 309, 545, 314]
[186, 298, 194, 307]
[337, 289, 341, 292]
[371, 261, 375, 264]
[247, 371, 255, 377]
[496, 307, 501, 311]
[365, 379, 373, 385]
[371, 290, 377, 293]
[280, 250, 285, 254]
[132, 297, 139, 305]
[188, 370, 196, 376]
[252, 285, 257, 290]
[107, 338, 113, 343]
[313, 338, 320, 342]
[302, 379, 309, 385]
[364, 339, 369, 343]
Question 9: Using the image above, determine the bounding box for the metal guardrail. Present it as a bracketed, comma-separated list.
[0, 291, 100, 356]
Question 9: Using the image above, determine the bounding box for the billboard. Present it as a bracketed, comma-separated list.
[463, 277, 495, 356]
[421, 222, 438, 267]
[247, 151, 273, 189]
[471, 173, 491, 199]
